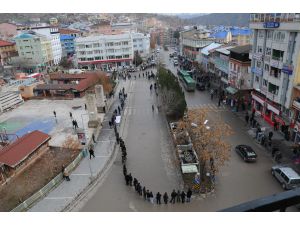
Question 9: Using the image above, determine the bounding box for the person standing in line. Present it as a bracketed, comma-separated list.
[133, 178, 138, 189]
[146, 190, 150, 202]
[176, 190, 181, 203]
[163, 192, 169, 204]
[170, 190, 177, 204]
[149, 191, 154, 204]
[89, 145, 95, 159]
[143, 187, 147, 200]
[181, 191, 186, 203]
[128, 173, 133, 186]
[123, 165, 127, 177]
[186, 188, 192, 203]
[156, 192, 162, 205]
[125, 174, 130, 186]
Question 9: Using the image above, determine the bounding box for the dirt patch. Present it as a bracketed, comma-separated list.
[0, 147, 81, 212]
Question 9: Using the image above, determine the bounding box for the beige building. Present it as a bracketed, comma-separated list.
[14, 32, 53, 70]
[0, 40, 18, 66]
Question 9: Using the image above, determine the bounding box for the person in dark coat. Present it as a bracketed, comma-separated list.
[156, 192, 162, 204]
[268, 131, 273, 141]
[146, 190, 150, 201]
[92, 133, 96, 143]
[128, 173, 133, 186]
[163, 192, 169, 204]
[118, 106, 121, 115]
[133, 178, 138, 189]
[88, 145, 95, 159]
[85, 104, 87, 110]
[186, 188, 192, 202]
[176, 190, 181, 203]
[125, 174, 130, 185]
[123, 165, 127, 177]
[170, 190, 177, 204]
[245, 112, 249, 125]
[53, 110, 57, 117]
[69, 112, 73, 118]
[143, 186, 146, 200]
[181, 191, 186, 203]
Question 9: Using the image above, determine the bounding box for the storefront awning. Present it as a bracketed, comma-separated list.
[225, 86, 238, 95]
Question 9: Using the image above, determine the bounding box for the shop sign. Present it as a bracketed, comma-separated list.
[263, 22, 280, 28]
[252, 94, 264, 105]
[252, 53, 263, 61]
[282, 64, 293, 75]
[267, 103, 280, 115]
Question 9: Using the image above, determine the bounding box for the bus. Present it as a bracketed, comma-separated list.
[177, 69, 196, 91]
[182, 75, 196, 91]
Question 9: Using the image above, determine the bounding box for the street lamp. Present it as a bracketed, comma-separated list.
[80, 112, 95, 179]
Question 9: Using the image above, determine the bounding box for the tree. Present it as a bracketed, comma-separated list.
[59, 57, 73, 69]
[173, 30, 180, 39]
[97, 73, 113, 94]
[133, 51, 143, 67]
[157, 66, 187, 120]
[177, 108, 233, 181]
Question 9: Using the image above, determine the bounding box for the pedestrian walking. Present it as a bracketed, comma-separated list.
[218, 98, 221, 107]
[273, 120, 278, 131]
[149, 191, 154, 204]
[74, 120, 79, 129]
[128, 173, 133, 186]
[69, 112, 73, 118]
[152, 105, 154, 112]
[210, 89, 214, 100]
[186, 188, 192, 203]
[143, 186, 146, 200]
[156, 192, 162, 204]
[176, 190, 181, 203]
[53, 110, 57, 118]
[245, 112, 249, 125]
[89, 145, 95, 159]
[181, 191, 186, 203]
[268, 131, 273, 141]
[72, 120, 76, 129]
[62, 165, 70, 181]
[163, 192, 169, 204]
[108, 121, 112, 129]
[118, 106, 121, 115]
[170, 190, 177, 204]
[85, 104, 87, 110]
[92, 133, 96, 143]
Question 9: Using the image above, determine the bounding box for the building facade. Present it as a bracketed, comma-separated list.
[74, 33, 134, 70]
[0, 40, 18, 66]
[17, 25, 62, 65]
[0, 23, 17, 41]
[132, 33, 150, 58]
[179, 29, 214, 62]
[14, 33, 53, 72]
[249, 13, 300, 133]
[60, 35, 75, 57]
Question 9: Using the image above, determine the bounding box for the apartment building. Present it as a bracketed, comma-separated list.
[17, 24, 62, 65]
[132, 32, 150, 58]
[0, 40, 18, 66]
[179, 28, 214, 62]
[74, 33, 134, 70]
[249, 13, 300, 132]
[14, 32, 53, 71]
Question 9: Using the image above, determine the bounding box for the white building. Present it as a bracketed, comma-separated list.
[0, 91, 24, 113]
[132, 33, 150, 58]
[17, 24, 62, 65]
[74, 33, 134, 70]
[249, 13, 300, 127]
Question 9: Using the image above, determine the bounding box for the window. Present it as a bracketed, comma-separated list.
[258, 30, 264, 38]
[266, 47, 271, 56]
[87, 57, 94, 61]
[263, 79, 268, 87]
[93, 43, 100, 48]
[123, 54, 129, 58]
[116, 55, 122, 59]
[257, 46, 263, 53]
[108, 55, 115, 59]
[255, 75, 259, 82]
[264, 64, 270, 72]
[256, 61, 262, 68]
[267, 30, 273, 39]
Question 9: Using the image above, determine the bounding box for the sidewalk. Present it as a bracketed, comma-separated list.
[28, 80, 127, 212]
[233, 109, 300, 173]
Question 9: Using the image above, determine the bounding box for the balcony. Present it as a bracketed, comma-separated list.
[270, 58, 283, 69]
[293, 99, 300, 110]
[267, 91, 280, 103]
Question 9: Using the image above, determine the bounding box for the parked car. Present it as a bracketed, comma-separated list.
[169, 53, 174, 58]
[235, 145, 257, 162]
[271, 165, 300, 190]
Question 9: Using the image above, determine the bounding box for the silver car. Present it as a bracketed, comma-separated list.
[271, 165, 300, 190]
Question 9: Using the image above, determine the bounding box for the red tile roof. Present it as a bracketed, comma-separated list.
[0, 130, 50, 168]
[0, 40, 15, 47]
[59, 28, 81, 34]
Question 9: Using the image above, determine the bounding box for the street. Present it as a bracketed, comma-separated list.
[75, 49, 290, 212]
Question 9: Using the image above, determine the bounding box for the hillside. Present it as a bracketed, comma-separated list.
[186, 13, 250, 27]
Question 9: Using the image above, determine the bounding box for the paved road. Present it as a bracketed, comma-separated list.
[75, 50, 295, 211]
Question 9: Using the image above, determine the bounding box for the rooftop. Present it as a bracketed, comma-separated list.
[0, 130, 50, 168]
[201, 42, 223, 55]
[0, 40, 15, 47]
[216, 46, 235, 55]
[229, 44, 252, 54]
[58, 28, 81, 35]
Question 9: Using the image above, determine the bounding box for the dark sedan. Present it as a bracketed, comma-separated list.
[235, 145, 257, 162]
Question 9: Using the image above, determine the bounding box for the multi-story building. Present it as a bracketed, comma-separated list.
[132, 33, 150, 58]
[60, 35, 76, 57]
[0, 40, 18, 66]
[179, 28, 214, 62]
[199, 42, 222, 72]
[231, 28, 252, 45]
[74, 33, 134, 70]
[227, 45, 252, 108]
[14, 32, 53, 72]
[249, 13, 300, 132]
[17, 24, 62, 65]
